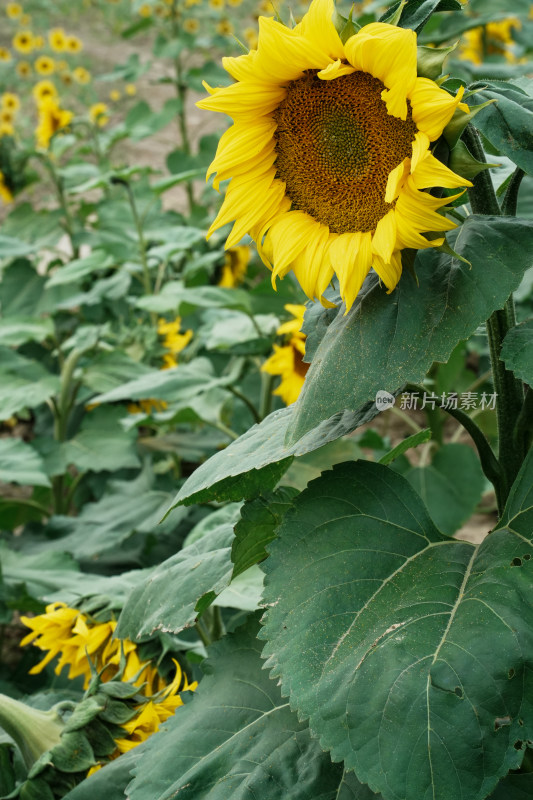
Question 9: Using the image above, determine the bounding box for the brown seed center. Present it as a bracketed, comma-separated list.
[273, 70, 417, 234]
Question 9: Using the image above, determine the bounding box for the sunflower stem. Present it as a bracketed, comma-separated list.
[501, 167, 525, 216]
[461, 124, 526, 515]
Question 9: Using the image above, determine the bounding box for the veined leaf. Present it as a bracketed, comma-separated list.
[261, 456, 533, 800]
[0, 439, 51, 488]
[501, 319, 533, 386]
[128, 615, 371, 800]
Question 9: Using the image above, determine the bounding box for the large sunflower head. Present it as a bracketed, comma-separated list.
[198, 0, 472, 311]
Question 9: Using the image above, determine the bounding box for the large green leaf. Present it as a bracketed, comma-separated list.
[127, 616, 357, 800]
[45, 250, 115, 287]
[81, 350, 153, 395]
[63, 407, 140, 473]
[501, 319, 533, 386]
[116, 506, 241, 642]
[89, 358, 231, 406]
[62, 745, 144, 800]
[261, 457, 533, 800]
[469, 82, 533, 175]
[0, 317, 54, 347]
[488, 772, 533, 799]
[231, 487, 298, 578]
[0, 439, 51, 488]
[287, 216, 533, 444]
[135, 283, 252, 315]
[171, 403, 380, 508]
[404, 443, 486, 535]
[0, 349, 60, 421]
[0, 259, 45, 317]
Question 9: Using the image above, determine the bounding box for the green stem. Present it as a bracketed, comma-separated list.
[211, 606, 225, 641]
[462, 124, 501, 216]
[227, 386, 261, 424]
[462, 124, 525, 513]
[43, 159, 79, 258]
[501, 167, 525, 216]
[170, 0, 194, 213]
[259, 371, 275, 420]
[123, 181, 158, 326]
[195, 620, 211, 648]
[514, 387, 533, 454]
[0, 497, 51, 518]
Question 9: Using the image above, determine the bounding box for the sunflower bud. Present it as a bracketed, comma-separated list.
[0, 694, 64, 769]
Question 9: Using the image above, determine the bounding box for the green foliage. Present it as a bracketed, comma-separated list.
[501, 319, 533, 385]
[261, 456, 533, 800]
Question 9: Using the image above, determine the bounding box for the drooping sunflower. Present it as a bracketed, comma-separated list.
[35, 96, 73, 149]
[198, 0, 472, 311]
[218, 244, 250, 287]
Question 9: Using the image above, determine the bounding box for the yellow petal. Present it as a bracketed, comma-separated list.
[371, 209, 397, 263]
[196, 80, 286, 119]
[295, 0, 345, 60]
[344, 23, 417, 120]
[207, 169, 277, 238]
[253, 15, 333, 84]
[372, 250, 403, 292]
[206, 119, 277, 183]
[411, 151, 472, 189]
[410, 130, 430, 172]
[268, 211, 319, 285]
[385, 157, 409, 203]
[409, 79, 468, 142]
[317, 59, 356, 80]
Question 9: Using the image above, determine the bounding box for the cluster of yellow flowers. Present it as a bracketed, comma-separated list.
[32, 80, 73, 149]
[0, 91, 20, 139]
[262, 305, 309, 405]
[20, 602, 197, 759]
[459, 17, 523, 65]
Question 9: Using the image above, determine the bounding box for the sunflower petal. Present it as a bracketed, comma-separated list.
[296, 0, 345, 60]
[409, 79, 468, 142]
[371, 208, 397, 262]
[411, 151, 472, 190]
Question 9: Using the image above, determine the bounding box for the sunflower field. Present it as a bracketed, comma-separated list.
[0, 0, 533, 796]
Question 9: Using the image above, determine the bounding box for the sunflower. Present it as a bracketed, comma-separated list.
[48, 27, 67, 52]
[198, 0, 471, 311]
[125, 82, 137, 96]
[0, 171, 13, 204]
[35, 96, 73, 148]
[34, 55, 55, 75]
[109, 88, 121, 101]
[158, 317, 193, 368]
[0, 48, 12, 62]
[6, 3, 23, 18]
[459, 18, 522, 65]
[0, 109, 15, 125]
[32, 79, 58, 104]
[65, 35, 83, 53]
[183, 17, 200, 33]
[2, 92, 20, 112]
[72, 65, 91, 84]
[16, 60, 31, 76]
[89, 102, 109, 126]
[263, 304, 309, 405]
[218, 244, 250, 287]
[12, 30, 34, 54]
[0, 122, 15, 138]
[216, 18, 234, 35]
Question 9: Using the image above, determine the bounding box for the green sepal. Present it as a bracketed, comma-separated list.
[443, 98, 497, 148]
[380, 0, 407, 26]
[417, 43, 456, 80]
[435, 236, 472, 267]
[84, 719, 119, 759]
[334, 6, 360, 43]
[401, 248, 419, 284]
[448, 139, 500, 181]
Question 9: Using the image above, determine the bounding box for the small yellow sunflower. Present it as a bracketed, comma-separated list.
[109, 88, 121, 101]
[65, 35, 83, 53]
[0, 171, 14, 204]
[243, 26, 259, 48]
[198, 0, 472, 311]
[72, 65, 91, 84]
[0, 109, 15, 125]
[185, 0, 202, 6]
[6, 3, 23, 19]
[0, 48, 12, 62]
[216, 18, 233, 35]
[16, 59, 31, 76]
[263, 304, 309, 405]
[125, 82, 137, 96]
[218, 245, 250, 287]
[48, 27, 67, 52]
[209, 0, 224, 10]
[12, 30, 34, 54]
[89, 102, 109, 126]
[35, 96, 73, 148]
[32, 79, 58, 104]
[0, 121, 15, 138]
[19, 12, 31, 25]
[2, 92, 20, 112]
[183, 17, 200, 33]
[34, 54, 55, 75]
[138, 3, 152, 16]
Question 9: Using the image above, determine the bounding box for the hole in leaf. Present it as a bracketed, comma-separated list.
[454, 687, 463, 698]
[508, 668, 515, 679]
[524, 554, 531, 561]
[511, 557, 522, 567]
[495, 716, 512, 730]
[514, 740, 523, 750]
[519, 719, 524, 726]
